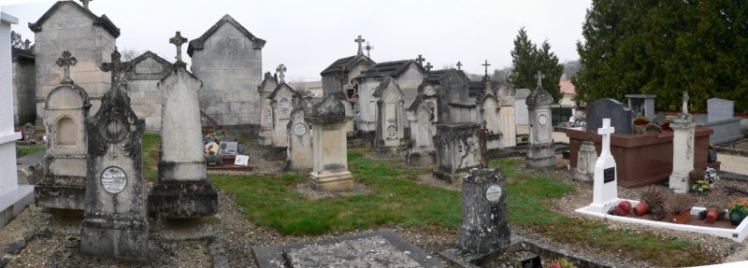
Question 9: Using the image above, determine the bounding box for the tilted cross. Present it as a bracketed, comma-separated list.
[424, 62, 433, 74]
[80, 0, 92, 10]
[169, 31, 188, 65]
[535, 71, 544, 88]
[56, 51, 77, 84]
[482, 59, 491, 76]
[456, 61, 462, 71]
[598, 118, 615, 157]
[100, 48, 133, 89]
[276, 64, 287, 84]
[415, 55, 426, 67]
[364, 42, 373, 57]
[354, 35, 365, 56]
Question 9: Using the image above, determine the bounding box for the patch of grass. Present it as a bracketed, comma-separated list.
[212, 151, 461, 236]
[142, 134, 160, 181]
[490, 158, 720, 267]
[17, 145, 45, 157]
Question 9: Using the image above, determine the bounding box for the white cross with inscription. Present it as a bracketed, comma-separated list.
[598, 118, 615, 157]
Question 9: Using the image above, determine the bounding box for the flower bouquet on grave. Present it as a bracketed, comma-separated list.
[660, 119, 673, 132]
[665, 193, 696, 224]
[728, 199, 748, 226]
[549, 258, 578, 268]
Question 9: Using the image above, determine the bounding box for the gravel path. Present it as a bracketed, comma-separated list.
[3, 139, 748, 267]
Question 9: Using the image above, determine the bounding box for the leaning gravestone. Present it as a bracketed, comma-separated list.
[587, 99, 634, 135]
[80, 49, 148, 260]
[148, 32, 218, 218]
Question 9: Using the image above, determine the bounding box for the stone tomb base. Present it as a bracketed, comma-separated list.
[525, 143, 557, 168]
[80, 217, 148, 260]
[253, 230, 445, 267]
[407, 151, 436, 166]
[147, 180, 218, 218]
[310, 170, 354, 192]
[0, 185, 34, 230]
[34, 181, 85, 210]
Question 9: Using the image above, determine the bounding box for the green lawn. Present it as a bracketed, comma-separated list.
[17, 145, 45, 157]
[139, 135, 718, 266]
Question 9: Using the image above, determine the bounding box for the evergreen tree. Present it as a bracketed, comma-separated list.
[509, 27, 564, 103]
[10, 30, 23, 49]
[535, 41, 564, 102]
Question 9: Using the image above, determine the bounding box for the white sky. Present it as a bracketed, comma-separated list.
[2, 0, 591, 82]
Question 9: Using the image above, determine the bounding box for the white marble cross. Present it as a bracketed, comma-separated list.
[598, 118, 615, 157]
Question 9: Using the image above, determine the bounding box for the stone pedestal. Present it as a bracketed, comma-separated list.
[148, 61, 217, 218]
[590, 119, 619, 213]
[433, 123, 481, 183]
[307, 95, 354, 191]
[669, 117, 697, 193]
[459, 168, 511, 255]
[0, 11, 34, 231]
[258, 72, 277, 146]
[525, 84, 555, 168]
[574, 140, 598, 182]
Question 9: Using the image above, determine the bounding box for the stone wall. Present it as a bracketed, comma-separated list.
[129, 53, 172, 132]
[12, 55, 35, 126]
[190, 23, 262, 127]
[32, 2, 116, 125]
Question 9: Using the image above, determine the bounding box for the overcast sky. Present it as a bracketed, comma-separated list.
[3, 0, 591, 82]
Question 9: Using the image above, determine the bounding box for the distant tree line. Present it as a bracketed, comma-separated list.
[574, 0, 748, 112]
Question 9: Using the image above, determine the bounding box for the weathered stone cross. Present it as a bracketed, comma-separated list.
[276, 64, 287, 84]
[100, 48, 133, 88]
[482, 59, 491, 76]
[681, 91, 689, 115]
[424, 62, 433, 74]
[535, 71, 544, 88]
[365, 42, 373, 57]
[56, 51, 77, 84]
[79, 0, 92, 10]
[598, 118, 615, 157]
[23, 39, 30, 50]
[354, 35, 365, 56]
[169, 31, 188, 65]
[456, 61, 462, 71]
[415, 55, 426, 67]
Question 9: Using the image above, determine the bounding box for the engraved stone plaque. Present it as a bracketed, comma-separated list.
[234, 155, 249, 166]
[486, 184, 502, 202]
[280, 98, 291, 109]
[538, 114, 548, 125]
[293, 123, 307, 136]
[604, 167, 615, 183]
[387, 125, 397, 137]
[101, 166, 127, 194]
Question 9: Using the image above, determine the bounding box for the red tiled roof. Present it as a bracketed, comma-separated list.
[560, 80, 576, 95]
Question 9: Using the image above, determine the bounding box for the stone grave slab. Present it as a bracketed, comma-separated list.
[252, 230, 445, 268]
[587, 98, 634, 134]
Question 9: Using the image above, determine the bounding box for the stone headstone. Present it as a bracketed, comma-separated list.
[35, 51, 91, 210]
[148, 34, 217, 218]
[589, 118, 619, 213]
[587, 99, 634, 135]
[269, 83, 298, 148]
[285, 106, 312, 170]
[406, 97, 437, 166]
[219, 141, 238, 156]
[234, 155, 249, 166]
[651, 112, 666, 125]
[80, 71, 147, 260]
[669, 93, 696, 193]
[525, 77, 556, 168]
[258, 72, 278, 146]
[459, 168, 511, 255]
[1, 11, 34, 231]
[574, 140, 598, 182]
[707, 98, 734, 122]
[21, 122, 35, 141]
[496, 83, 517, 149]
[478, 80, 501, 151]
[626, 94, 656, 119]
[374, 77, 407, 155]
[433, 123, 482, 183]
[306, 94, 354, 191]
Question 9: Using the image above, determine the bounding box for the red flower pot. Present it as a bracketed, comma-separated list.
[705, 209, 719, 224]
[614, 201, 632, 216]
[671, 209, 692, 224]
[633, 202, 650, 216]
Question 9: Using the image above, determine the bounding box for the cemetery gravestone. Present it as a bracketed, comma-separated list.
[626, 94, 656, 119]
[496, 82, 516, 149]
[590, 118, 619, 213]
[696, 98, 743, 144]
[148, 33, 217, 218]
[707, 98, 733, 122]
[307, 94, 354, 191]
[406, 96, 437, 166]
[285, 104, 313, 170]
[525, 72, 556, 168]
[459, 168, 511, 255]
[257, 72, 277, 146]
[373, 77, 407, 155]
[269, 82, 297, 148]
[587, 99, 634, 135]
[36, 51, 91, 210]
[669, 92, 696, 193]
[433, 123, 482, 183]
[80, 58, 147, 260]
[478, 79, 502, 152]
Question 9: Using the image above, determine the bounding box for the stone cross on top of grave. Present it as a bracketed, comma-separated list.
[415, 55, 426, 67]
[424, 62, 433, 74]
[681, 91, 689, 115]
[355, 35, 365, 56]
[169, 31, 188, 67]
[276, 64, 287, 84]
[456, 61, 462, 71]
[56, 51, 77, 84]
[100, 48, 133, 89]
[598, 118, 615, 157]
[535, 71, 544, 88]
[365, 42, 373, 57]
[79, 0, 92, 10]
[23, 39, 30, 50]
[482, 59, 491, 76]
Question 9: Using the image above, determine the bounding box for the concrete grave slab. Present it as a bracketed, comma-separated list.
[253, 230, 445, 268]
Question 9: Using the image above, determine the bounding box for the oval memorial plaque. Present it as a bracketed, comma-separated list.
[280, 98, 291, 109]
[486, 184, 502, 202]
[101, 166, 127, 194]
[293, 123, 307, 136]
[538, 114, 548, 125]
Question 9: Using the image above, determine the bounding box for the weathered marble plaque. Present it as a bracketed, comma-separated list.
[101, 167, 127, 194]
[486, 184, 502, 202]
